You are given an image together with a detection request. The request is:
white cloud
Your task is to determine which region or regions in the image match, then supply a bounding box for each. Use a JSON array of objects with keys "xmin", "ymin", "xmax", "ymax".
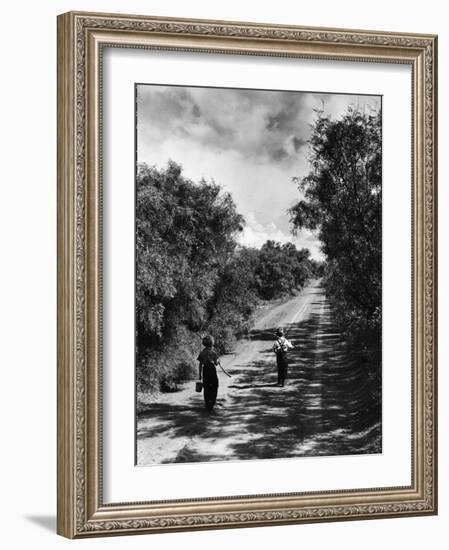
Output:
[
  {"xmin": 238, "ymin": 212, "xmax": 290, "ymax": 248},
  {"xmin": 137, "ymin": 85, "xmax": 378, "ymax": 264},
  {"xmin": 237, "ymin": 212, "xmax": 324, "ymax": 260}
]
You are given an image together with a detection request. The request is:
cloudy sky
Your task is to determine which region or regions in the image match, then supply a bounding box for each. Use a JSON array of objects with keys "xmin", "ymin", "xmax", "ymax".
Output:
[{"xmin": 136, "ymin": 84, "xmax": 380, "ymax": 260}]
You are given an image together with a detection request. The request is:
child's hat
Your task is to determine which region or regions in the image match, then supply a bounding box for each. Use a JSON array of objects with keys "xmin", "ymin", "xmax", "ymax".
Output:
[{"xmin": 202, "ymin": 335, "xmax": 214, "ymax": 348}]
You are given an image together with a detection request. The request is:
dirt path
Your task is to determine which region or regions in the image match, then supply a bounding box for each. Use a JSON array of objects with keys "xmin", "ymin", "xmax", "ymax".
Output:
[{"xmin": 137, "ymin": 280, "xmax": 381, "ymax": 465}]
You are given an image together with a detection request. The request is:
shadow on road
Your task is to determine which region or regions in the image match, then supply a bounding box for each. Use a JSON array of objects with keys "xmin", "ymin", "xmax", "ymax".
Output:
[{"xmin": 138, "ymin": 286, "xmax": 381, "ymax": 464}]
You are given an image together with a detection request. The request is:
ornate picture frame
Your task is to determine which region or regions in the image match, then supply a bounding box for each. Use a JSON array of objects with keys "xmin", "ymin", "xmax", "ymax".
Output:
[{"xmin": 57, "ymin": 11, "xmax": 437, "ymax": 538}]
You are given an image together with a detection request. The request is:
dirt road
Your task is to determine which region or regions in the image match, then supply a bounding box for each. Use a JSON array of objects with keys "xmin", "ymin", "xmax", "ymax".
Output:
[{"xmin": 137, "ymin": 280, "xmax": 381, "ymax": 465}]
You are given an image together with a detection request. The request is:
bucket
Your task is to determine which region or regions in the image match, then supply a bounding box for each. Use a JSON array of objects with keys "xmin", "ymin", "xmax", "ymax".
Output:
[{"xmin": 195, "ymin": 381, "xmax": 203, "ymax": 393}]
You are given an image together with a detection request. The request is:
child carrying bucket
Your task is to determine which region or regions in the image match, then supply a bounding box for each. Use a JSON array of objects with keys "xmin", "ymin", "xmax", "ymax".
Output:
[{"xmin": 197, "ymin": 335, "xmax": 220, "ymax": 411}]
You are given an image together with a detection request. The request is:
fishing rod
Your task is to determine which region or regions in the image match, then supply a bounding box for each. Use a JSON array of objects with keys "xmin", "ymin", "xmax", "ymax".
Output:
[{"xmin": 217, "ymin": 360, "xmax": 232, "ymax": 378}]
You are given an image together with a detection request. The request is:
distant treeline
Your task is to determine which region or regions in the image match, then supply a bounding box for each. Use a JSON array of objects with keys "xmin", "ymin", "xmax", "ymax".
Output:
[{"xmin": 136, "ymin": 161, "xmax": 319, "ymax": 393}]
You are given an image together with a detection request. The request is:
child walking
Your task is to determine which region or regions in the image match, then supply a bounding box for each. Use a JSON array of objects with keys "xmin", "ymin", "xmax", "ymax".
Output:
[
  {"xmin": 272, "ymin": 328, "xmax": 293, "ymax": 387},
  {"xmin": 197, "ymin": 335, "xmax": 220, "ymax": 411}
]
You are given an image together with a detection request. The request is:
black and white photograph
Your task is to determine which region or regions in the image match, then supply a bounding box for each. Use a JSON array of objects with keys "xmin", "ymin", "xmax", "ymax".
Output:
[{"xmin": 135, "ymin": 83, "xmax": 382, "ymax": 465}]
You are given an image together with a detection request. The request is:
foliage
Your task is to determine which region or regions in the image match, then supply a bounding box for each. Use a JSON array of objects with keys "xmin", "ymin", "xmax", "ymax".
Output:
[
  {"xmin": 206, "ymin": 247, "xmax": 260, "ymax": 353},
  {"xmin": 255, "ymin": 241, "xmax": 313, "ymax": 300},
  {"xmin": 289, "ymin": 107, "xmax": 382, "ymax": 354},
  {"xmin": 136, "ymin": 161, "xmax": 244, "ymax": 391},
  {"xmin": 136, "ymin": 326, "xmax": 202, "ymax": 394}
]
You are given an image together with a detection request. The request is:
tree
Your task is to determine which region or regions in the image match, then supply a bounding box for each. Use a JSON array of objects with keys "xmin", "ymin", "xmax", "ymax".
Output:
[
  {"xmin": 255, "ymin": 241, "xmax": 313, "ymax": 300},
  {"xmin": 136, "ymin": 161, "xmax": 244, "ymax": 391},
  {"xmin": 289, "ymin": 107, "xmax": 382, "ymax": 349},
  {"xmin": 206, "ymin": 247, "xmax": 260, "ymax": 353}
]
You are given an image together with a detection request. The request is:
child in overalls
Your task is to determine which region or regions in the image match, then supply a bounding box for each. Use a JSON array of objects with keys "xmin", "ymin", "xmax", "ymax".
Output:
[{"xmin": 272, "ymin": 328, "xmax": 293, "ymax": 387}]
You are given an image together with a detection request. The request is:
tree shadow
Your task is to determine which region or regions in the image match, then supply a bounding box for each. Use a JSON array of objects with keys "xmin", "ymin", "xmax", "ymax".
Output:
[{"xmin": 137, "ymin": 293, "xmax": 381, "ymax": 464}]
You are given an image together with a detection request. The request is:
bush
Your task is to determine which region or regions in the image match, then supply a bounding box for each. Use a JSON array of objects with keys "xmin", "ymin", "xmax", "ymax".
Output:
[{"xmin": 137, "ymin": 326, "xmax": 199, "ymax": 393}]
